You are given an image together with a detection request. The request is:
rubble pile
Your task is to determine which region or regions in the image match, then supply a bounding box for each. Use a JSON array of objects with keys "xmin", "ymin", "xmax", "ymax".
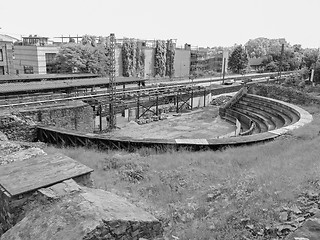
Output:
[{"xmin": 211, "ymin": 95, "xmax": 232, "ymax": 106}]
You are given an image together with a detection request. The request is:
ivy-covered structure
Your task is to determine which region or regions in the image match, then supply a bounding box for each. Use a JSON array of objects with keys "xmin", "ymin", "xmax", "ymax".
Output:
[
  {"xmin": 166, "ymin": 40, "xmax": 175, "ymax": 78},
  {"xmin": 121, "ymin": 39, "xmax": 145, "ymax": 78},
  {"xmin": 119, "ymin": 38, "xmax": 190, "ymax": 79}
]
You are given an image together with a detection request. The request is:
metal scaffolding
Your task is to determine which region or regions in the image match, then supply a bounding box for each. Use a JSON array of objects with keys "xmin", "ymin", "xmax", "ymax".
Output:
[{"xmin": 108, "ymin": 33, "xmax": 116, "ymax": 130}]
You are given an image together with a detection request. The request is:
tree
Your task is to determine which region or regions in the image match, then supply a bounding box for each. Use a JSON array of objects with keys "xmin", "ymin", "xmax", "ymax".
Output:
[
  {"xmin": 245, "ymin": 37, "xmax": 269, "ymax": 58},
  {"xmin": 81, "ymin": 35, "xmax": 97, "ymax": 47},
  {"xmin": 53, "ymin": 42, "xmax": 110, "ymax": 76},
  {"xmin": 265, "ymin": 61, "xmax": 278, "ymax": 72},
  {"xmin": 287, "ymin": 52, "xmax": 303, "ymax": 70},
  {"xmin": 228, "ymin": 45, "xmax": 248, "ymax": 74},
  {"xmin": 245, "ymin": 38, "xmax": 303, "ymax": 72},
  {"xmin": 302, "ymin": 49, "xmax": 319, "ymax": 69}
]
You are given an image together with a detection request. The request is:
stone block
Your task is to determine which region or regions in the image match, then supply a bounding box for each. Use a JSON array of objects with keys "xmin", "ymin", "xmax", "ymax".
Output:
[{"xmin": 1, "ymin": 185, "xmax": 163, "ymax": 240}]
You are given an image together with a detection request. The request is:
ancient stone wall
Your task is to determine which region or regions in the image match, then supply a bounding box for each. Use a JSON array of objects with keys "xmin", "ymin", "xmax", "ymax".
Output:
[
  {"xmin": 18, "ymin": 101, "xmax": 94, "ymax": 133},
  {"xmin": 0, "ymin": 191, "xmax": 36, "ymax": 232},
  {"xmin": 0, "ymin": 114, "xmax": 37, "ymax": 142},
  {"xmin": 0, "ymin": 101, "xmax": 94, "ymax": 142},
  {"xmin": 0, "ymin": 187, "xmax": 10, "ymax": 233}
]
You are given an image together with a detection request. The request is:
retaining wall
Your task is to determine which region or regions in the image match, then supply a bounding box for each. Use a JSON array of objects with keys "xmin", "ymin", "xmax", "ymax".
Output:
[
  {"xmin": 0, "ymin": 101, "xmax": 94, "ymax": 141},
  {"xmin": 37, "ymin": 93, "xmax": 313, "ymax": 151}
]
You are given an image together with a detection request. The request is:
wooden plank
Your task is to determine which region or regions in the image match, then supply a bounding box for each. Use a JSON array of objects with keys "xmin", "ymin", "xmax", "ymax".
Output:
[
  {"xmin": 0, "ymin": 153, "xmax": 93, "ymax": 197},
  {"xmin": 76, "ymin": 137, "xmax": 86, "ymax": 146}
]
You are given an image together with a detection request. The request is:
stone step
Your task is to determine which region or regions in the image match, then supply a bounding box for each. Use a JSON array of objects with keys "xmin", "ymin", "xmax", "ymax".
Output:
[
  {"xmin": 243, "ymin": 94, "xmax": 300, "ymax": 123},
  {"xmin": 231, "ymin": 106, "xmax": 275, "ymax": 131},
  {"xmin": 224, "ymin": 109, "xmax": 253, "ymax": 133},
  {"xmin": 234, "ymin": 102, "xmax": 280, "ymax": 129},
  {"xmin": 238, "ymin": 99, "xmax": 289, "ymax": 127},
  {"xmin": 230, "ymin": 108, "xmax": 267, "ymax": 133}
]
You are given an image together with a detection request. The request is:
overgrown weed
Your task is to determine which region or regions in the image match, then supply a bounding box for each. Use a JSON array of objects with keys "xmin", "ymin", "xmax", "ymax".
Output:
[{"xmin": 43, "ymin": 105, "xmax": 320, "ymax": 239}]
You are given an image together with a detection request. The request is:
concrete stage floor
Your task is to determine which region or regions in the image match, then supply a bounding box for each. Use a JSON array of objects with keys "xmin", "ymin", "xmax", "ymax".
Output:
[{"xmin": 103, "ymin": 106, "xmax": 235, "ymax": 139}]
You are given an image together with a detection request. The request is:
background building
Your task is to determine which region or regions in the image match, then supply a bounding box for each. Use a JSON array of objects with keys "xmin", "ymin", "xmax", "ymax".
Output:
[
  {"xmin": 13, "ymin": 35, "xmax": 59, "ymax": 74},
  {"xmin": 115, "ymin": 40, "xmax": 190, "ymax": 79},
  {"xmin": 3, "ymin": 34, "xmax": 192, "ymax": 77},
  {"xmin": 0, "ymin": 41, "xmax": 15, "ymax": 75},
  {"xmin": 13, "ymin": 45, "xmax": 59, "ymax": 74},
  {"xmin": 190, "ymin": 47, "xmax": 228, "ymax": 76}
]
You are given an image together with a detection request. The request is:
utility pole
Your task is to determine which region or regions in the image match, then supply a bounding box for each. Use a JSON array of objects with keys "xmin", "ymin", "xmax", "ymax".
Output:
[
  {"xmin": 278, "ymin": 43, "xmax": 284, "ymax": 79},
  {"xmin": 108, "ymin": 33, "xmax": 116, "ymax": 130},
  {"xmin": 222, "ymin": 57, "xmax": 226, "ymax": 84},
  {"xmin": 311, "ymin": 48, "xmax": 320, "ymax": 85}
]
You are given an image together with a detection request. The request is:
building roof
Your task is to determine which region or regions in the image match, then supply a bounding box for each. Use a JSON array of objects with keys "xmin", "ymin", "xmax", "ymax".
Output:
[
  {"xmin": 0, "ymin": 76, "xmax": 146, "ymax": 94},
  {"xmin": 0, "ymin": 34, "xmax": 19, "ymax": 43},
  {"xmin": 0, "ymin": 153, "xmax": 93, "ymax": 197},
  {"xmin": 22, "ymin": 36, "xmax": 48, "ymax": 39}
]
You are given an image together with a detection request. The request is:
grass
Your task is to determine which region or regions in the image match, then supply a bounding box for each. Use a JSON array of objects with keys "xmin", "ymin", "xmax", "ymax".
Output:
[{"xmin": 44, "ymin": 105, "xmax": 320, "ymax": 240}]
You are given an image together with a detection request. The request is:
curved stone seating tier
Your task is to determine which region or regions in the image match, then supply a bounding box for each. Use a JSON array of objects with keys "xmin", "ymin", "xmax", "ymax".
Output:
[
  {"xmin": 231, "ymin": 107, "xmax": 269, "ymax": 132},
  {"xmin": 241, "ymin": 95, "xmax": 300, "ymax": 124},
  {"xmin": 235, "ymin": 100, "xmax": 286, "ymax": 127},
  {"xmin": 239, "ymin": 100, "xmax": 292, "ymax": 128},
  {"xmin": 225, "ymin": 93, "xmax": 309, "ymax": 136},
  {"xmin": 232, "ymin": 103, "xmax": 278, "ymax": 131},
  {"xmin": 223, "ymin": 113, "xmax": 237, "ymax": 125},
  {"xmin": 36, "ymin": 94, "xmax": 313, "ymax": 150},
  {"xmin": 240, "ymin": 121, "xmax": 256, "ymax": 136},
  {"xmin": 225, "ymin": 108, "xmax": 265, "ymax": 134},
  {"xmin": 224, "ymin": 109, "xmax": 252, "ymax": 132}
]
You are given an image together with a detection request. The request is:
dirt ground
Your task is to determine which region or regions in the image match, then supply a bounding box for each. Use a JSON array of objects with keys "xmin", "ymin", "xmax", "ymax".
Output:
[{"xmin": 103, "ymin": 106, "xmax": 235, "ymax": 139}]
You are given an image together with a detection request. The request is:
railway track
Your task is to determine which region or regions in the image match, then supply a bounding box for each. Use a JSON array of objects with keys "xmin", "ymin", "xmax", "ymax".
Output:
[{"xmin": 0, "ymin": 72, "xmax": 293, "ymax": 110}]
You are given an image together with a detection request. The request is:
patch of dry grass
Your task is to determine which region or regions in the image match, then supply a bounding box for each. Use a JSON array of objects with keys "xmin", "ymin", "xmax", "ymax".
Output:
[{"xmin": 44, "ymin": 105, "xmax": 320, "ymax": 240}]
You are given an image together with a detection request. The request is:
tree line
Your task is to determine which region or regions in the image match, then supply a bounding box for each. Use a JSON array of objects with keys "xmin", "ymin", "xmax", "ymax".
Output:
[
  {"xmin": 228, "ymin": 38, "xmax": 319, "ymax": 82},
  {"xmin": 53, "ymin": 35, "xmax": 319, "ymax": 82},
  {"xmin": 52, "ymin": 35, "xmax": 111, "ymax": 76},
  {"xmin": 52, "ymin": 35, "xmax": 176, "ymax": 78}
]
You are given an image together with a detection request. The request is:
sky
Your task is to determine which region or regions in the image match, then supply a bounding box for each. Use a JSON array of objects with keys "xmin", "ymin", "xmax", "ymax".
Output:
[{"xmin": 1, "ymin": 0, "xmax": 319, "ymax": 48}]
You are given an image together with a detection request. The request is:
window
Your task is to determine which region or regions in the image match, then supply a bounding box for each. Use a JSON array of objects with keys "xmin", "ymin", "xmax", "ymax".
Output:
[
  {"xmin": 24, "ymin": 66, "xmax": 34, "ymax": 74},
  {"xmin": 45, "ymin": 53, "xmax": 57, "ymax": 73},
  {"xmin": 45, "ymin": 53, "xmax": 56, "ymax": 64},
  {"xmin": 0, "ymin": 66, "xmax": 4, "ymax": 75},
  {"xmin": 0, "ymin": 49, "xmax": 3, "ymax": 61}
]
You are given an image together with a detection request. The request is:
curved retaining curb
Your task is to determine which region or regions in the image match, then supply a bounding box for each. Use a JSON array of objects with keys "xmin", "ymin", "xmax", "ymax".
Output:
[{"xmin": 37, "ymin": 95, "xmax": 313, "ymax": 150}]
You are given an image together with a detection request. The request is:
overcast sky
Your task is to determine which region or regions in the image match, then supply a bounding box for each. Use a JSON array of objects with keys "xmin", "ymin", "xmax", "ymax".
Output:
[{"xmin": 1, "ymin": 0, "xmax": 319, "ymax": 48}]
